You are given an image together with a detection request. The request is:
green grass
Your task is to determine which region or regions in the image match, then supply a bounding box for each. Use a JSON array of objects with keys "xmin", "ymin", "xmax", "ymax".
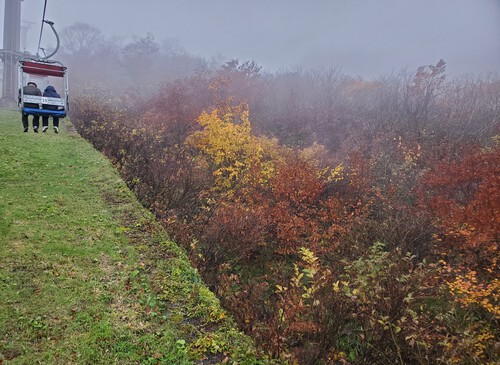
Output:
[{"xmin": 0, "ymin": 110, "xmax": 272, "ymax": 364}]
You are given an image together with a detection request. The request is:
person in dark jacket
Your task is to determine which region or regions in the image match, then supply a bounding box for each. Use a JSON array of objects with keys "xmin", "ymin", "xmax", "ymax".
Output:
[
  {"xmin": 41, "ymin": 85, "xmax": 62, "ymax": 133},
  {"xmin": 19, "ymin": 82, "xmax": 42, "ymax": 132}
]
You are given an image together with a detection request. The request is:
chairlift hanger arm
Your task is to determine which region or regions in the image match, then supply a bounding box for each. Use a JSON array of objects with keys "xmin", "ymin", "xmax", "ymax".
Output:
[{"xmin": 38, "ymin": 20, "xmax": 60, "ymax": 60}]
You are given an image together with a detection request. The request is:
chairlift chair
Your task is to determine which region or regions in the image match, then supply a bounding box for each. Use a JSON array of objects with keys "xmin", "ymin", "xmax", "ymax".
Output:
[{"xmin": 18, "ymin": 59, "xmax": 69, "ymax": 118}]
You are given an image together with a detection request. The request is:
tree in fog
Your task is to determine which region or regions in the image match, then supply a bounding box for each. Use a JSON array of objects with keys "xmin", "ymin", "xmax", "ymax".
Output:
[
  {"xmin": 403, "ymin": 59, "xmax": 446, "ymax": 137},
  {"xmin": 121, "ymin": 32, "xmax": 160, "ymax": 87},
  {"xmin": 157, "ymin": 38, "xmax": 208, "ymax": 83},
  {"xmin": 60, "ymin": 22, "xmax": 104, "ymax": 57},
  {"xmin": 59, "ymin": 22, "xmax": 119, "ymax": 88}
]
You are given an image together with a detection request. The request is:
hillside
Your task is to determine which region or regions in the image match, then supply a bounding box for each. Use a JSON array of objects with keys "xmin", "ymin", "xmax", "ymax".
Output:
[
  {"xmin": 69, "ymin": 68, "xmax": 499, "ymax": 364},
  {"xmin": 0, "ymin": 110, "xmax": 271, "ymax": 365}
]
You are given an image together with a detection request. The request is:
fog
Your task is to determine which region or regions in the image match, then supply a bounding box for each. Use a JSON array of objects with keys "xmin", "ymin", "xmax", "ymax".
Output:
[{"xmin": 2, "ymin": 0, "xmax": 500, "ymax": 78}]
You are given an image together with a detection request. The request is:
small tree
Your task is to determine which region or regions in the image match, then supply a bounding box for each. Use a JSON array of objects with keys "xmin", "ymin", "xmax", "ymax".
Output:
[{"xmin": 403, "ymin": 59, "xmax": 446, "ymax": 137}]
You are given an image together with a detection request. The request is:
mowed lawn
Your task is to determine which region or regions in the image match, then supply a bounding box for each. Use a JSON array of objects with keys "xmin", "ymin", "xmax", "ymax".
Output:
[{"xmin": 0, "ymin": 110, "xmax": 267, "ymax": 365}]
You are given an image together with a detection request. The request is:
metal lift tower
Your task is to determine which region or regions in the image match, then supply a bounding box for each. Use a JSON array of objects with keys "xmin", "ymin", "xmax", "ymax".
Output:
[{"xmin": 1, "ymin": 0, "xmax": 22, "ymax": 107}]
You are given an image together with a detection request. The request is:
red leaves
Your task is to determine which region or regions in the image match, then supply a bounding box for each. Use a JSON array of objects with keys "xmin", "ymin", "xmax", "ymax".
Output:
[
  {"xmin": 201, "ymin": 200, "xmax": 267, "ymax": 263},
  {"xmin": 419, "ymin": 145, "xmax": 500, "ymax": 274},
  {"xmin": 264, "ymin": 159, "xmax": 340, "ymax": 255}
]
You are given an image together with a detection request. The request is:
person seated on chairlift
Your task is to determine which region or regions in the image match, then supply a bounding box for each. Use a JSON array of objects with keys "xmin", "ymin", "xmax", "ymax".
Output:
[
  {"xmin": 19, "ymin": 81, "xmax": 42, "ymax": 133},
  {"xmin": 42, "ymin": 85, "xmax": 62, "ymax": 134}
]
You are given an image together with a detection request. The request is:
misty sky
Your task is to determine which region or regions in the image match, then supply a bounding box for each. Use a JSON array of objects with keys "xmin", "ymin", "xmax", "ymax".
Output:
[{"xmin": 2, "ymin": 0, "xmax": 500, "ymax": 78}]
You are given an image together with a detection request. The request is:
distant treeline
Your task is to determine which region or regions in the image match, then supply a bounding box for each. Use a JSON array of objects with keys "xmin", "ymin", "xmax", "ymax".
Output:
[{"xmin": 58, "ymin": 22, "xmax": 211, "ymax": 94}]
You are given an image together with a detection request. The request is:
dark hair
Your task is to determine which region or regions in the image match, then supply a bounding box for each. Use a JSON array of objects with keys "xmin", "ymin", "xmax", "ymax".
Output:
[{"xmin": 27, "ymin": 82, "xmax": 37, "ymax": 87}]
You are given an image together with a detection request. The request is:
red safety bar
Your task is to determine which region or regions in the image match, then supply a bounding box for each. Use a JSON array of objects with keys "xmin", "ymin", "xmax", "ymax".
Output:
[{"xmin": 21, "ymin": 61, "xmax": 66, "ymax": 77}]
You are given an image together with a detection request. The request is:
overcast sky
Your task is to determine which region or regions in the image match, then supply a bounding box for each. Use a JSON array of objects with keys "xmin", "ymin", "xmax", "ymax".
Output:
[{"xmin": 2, "ymin": 0, "xmax": 500, "ymax": 78}]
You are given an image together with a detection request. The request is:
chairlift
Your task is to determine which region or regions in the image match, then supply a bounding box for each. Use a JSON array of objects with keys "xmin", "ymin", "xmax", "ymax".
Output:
[
  {"xmin": 18, "ymin": 59, "xmax": 69, "ymax": 118},
  {"xmin": 17, "ymin": 2, "xmax": 69, "ymax": 119}
]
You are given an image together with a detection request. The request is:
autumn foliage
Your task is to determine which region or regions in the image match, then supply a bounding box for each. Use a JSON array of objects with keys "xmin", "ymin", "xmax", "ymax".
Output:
[{"xmin": 70, "ymin": 60, "xmax": 500, "ymax": 364}]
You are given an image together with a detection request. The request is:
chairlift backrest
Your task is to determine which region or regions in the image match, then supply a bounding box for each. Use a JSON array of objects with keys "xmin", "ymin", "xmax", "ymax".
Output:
[{"xmin": 22, "ymin": 61, "xmax": 66, "ymax": 77}]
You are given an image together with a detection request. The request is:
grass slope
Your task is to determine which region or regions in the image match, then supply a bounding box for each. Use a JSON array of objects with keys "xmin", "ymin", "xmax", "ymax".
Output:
[{"xmin": 0, "ymin": 110, "xmax": 271, "ymax": 365}]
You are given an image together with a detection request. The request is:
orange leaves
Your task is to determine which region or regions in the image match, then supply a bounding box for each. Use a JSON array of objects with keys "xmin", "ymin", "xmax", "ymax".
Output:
[
  {"xmin": 270, "ymin": 159, "xmax": 323, "ymax": 207},
  {"xmin": 419, "ymin": 145, "xmax": 500, "ymax": 273},
  {"xmin": 265, "ymin": 158, "xmax": 341, "ymax": 255}
]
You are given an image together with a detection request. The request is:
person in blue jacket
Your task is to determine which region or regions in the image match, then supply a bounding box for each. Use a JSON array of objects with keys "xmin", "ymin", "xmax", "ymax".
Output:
[{"xmin": 41, "ymin": 85, "xmax": 62, "ymax": 133}]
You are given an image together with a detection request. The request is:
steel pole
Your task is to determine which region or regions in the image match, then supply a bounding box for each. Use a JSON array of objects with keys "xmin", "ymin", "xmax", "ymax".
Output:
[{"xmin": 1, "ymin": 0, "xmax": 22, "ymax": 107}]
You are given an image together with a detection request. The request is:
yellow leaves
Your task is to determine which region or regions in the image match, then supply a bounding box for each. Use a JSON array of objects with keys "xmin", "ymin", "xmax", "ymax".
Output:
[
  {"xmin": 300, "ymin": 142, "xmax": 345, "ymax": 182},
  {"xmin": 377, "ymin": 316, "xmax": 391, "ymax": 331},
  {"xmin": 332, "ymin": 280, "xmax": 340, "ymax": 292},
  {"xmin": 192, "ymin": 108, "xmax": 254, "ymax": 162},
  {"xmin": 329, "ymin": 162, "xmax": 345, "ymax": 182},
  {"xmin": 291, "ymin": 264, "xmax": 304, "ymax": 288},
  {"xmin": 277, "ymin": 247, "xmax": 326, "ymax": 305},
  {"xmin": 255, "ymin": 136, "xmax": 282, "ymax": 184},
  {"xmin": 299, "ymin": 142, "xmax": 329, "ymax": 167},
  {"xmin": 187, "ymin": 105, "xmax": 274, "ymax": 194},
  {"xmin": 318, "ymin": 163, "xmax": 346, "ymax": 183},
  {"xmin": 275, "ymin": 284, "xmax": 288, "ymax": 293},
  {"xmin": 473, "ymin": 331, "xmax": 495, "ymax": 357},
  {"xmin": 298, "ymin": 247, "xmax": 318, "ymax": 268},
  {"xmin": 397, "ymin": 138, "xmax": 421, "ymax": 167},
  {"xmin": 446, "ymin": 270, "xmax": 500, "ymax": 318}
]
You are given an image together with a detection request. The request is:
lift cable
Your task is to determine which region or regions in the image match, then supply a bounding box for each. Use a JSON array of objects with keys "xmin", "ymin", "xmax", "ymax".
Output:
[{"xmin": 36, "ymin": 0, "xmax": 49, "ymax": 56}]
